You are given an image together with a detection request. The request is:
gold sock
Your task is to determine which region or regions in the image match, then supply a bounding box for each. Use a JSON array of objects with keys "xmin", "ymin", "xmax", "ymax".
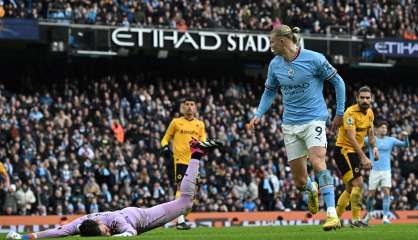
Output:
[
  {"xmin": 350, "ymin": 187, "xmax": 363, "ymax": 221},
  {"xmin": 336, "ymin": 190, "xmax": 350, "ymax": 218}
]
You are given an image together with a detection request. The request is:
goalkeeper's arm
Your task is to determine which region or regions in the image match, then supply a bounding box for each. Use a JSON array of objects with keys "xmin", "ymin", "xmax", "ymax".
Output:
[{"xmin": 161, "ymin": 144, "xmax": 173, "ymax": 160}]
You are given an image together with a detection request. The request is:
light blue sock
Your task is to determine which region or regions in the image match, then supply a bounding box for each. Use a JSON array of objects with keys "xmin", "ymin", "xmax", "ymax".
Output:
[
  {"xmin": 317, "ymin": 170, "xmax": 335, "ymax": 208},
  {"xmin": 366, "ymin": 196, "xmax": 374, "ymax": 212},
  {"xmin": 383, "ymin": 195, "xmax": 391, "ymax": 217}
]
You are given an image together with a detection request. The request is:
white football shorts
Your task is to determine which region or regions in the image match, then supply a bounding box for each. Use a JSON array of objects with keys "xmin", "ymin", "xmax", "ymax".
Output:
[
  {"xmin": 368, "ymin": 170, "xmax": 391, "ymax": 190},
  {"xmin": 282, "ymin": 120, "xmax": 327, "ymax": 161}
]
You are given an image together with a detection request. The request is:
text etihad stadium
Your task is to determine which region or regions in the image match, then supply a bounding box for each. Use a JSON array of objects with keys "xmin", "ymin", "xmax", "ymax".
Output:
[{"xmin": 111, "ymin": 28, "xmax": 271, "ymax": 52}]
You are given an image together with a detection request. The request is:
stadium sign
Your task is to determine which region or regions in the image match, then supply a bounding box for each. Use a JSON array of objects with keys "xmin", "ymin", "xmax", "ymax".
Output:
[
  {"xmin": 0, "ymin": 19, "xmax": 39, "ymax": 41},
  {"xmin": 111, "ymin": 28, "xmax": 270, "ymax": 53},
  {"xmin": 371, "ymin": 39, "xmax": 418, "ymax": 58}
]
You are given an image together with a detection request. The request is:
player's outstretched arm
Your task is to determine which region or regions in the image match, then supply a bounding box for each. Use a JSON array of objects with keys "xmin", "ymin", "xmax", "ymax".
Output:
[
  {"xmin": 161, "ymin": 119, "xmax": 175, "ymax": 148},
  {"xmin": 7, "ymin": 218, "xmax": 84, "ymax": 239},
  {"xmin": 161, "ymin": 120, "xmax": 176, "ymax": 160},
  {"xmin": 249, "ymin": 62, "xmax": 278, "ymax": 130},
  {"xmin": 393, "ymin": 131, "xmax": 410, "ymax": 148},
  {"xmin": 329, "ymin": 74, "xmax": 346, "ymax": 131},
  {"xmin": 249, "ymin": 86, "xmax": 277, "ymax": 130}
]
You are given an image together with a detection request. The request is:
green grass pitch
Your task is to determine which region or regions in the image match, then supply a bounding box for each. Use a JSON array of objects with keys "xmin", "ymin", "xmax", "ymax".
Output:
[{"xmin": 2, "ymin": 224, "xmax": 418, "ymax": 240}]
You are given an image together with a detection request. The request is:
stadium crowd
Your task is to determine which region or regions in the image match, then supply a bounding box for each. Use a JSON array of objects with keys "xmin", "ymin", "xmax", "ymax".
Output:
[
  {"xmin": 0, "ymin": 73, "xmax": 416, "ymax": 216},
  {"xmin": 0, "ymin": 0, "xmax": 416, "ymax": 39}
]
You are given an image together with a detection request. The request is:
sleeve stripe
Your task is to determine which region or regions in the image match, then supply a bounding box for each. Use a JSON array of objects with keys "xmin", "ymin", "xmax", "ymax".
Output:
[{"xmin": 324, "ymin": 70, "xmax": 337, "ymax": 81}]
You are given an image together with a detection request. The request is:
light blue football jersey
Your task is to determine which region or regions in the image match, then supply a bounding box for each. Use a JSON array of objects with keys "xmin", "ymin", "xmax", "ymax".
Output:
[
  {"xmin": 265, "ymin": 48, "xmax": 337, "ymax": 124},
  {"xmin": 365, "ymin": 136, "xmax": 408, "ymax": 171}
]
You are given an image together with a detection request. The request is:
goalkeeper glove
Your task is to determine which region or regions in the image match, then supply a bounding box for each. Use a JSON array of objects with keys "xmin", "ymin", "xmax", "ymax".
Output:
[{"xmin": 161, "ymin": 145, "xmax": 172, "ymax": 159}]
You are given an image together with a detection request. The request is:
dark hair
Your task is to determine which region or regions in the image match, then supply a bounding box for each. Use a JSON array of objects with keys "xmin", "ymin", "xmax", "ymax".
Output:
[
  {"xmin": 79, "ymin": 219, "xmax": 101, "ymax": 236},
  {"xmin": 376, "ymin": 120, "xmax": 389, "ymax": 128},
  {"xmin": 358, "ymin": 85, "xmax": 372, "ymax": 94},
  {"xmin": 182, "ymin": 97, "xmax": 197, "ymax": 103}
]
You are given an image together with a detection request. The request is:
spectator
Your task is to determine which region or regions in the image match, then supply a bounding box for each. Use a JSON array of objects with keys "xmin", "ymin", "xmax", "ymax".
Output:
[
  {"xmin": 15, "ymin": 183, "xmax": 36, "ymax": 214},
  {"xmin": 152, "ymin": 182, "xmax": 165, "ymax": 200},
  {"xmin": 403, "ymin": 27, "xmax": 417, "ymax": 40},
  {"xmin": 1, "ymin": 0, "xmax": 416, "ymax": 38},
  {"xmin": 243, "ymin": 196, "xmax": 257, "ymax": 212},
  {"xmin": 77, "ymin": 142, "xmax": 94, "ymax": 160},
  {"xmin": 111, "ymin": 119, "xmax": 125, "ymax": 144},
  {"xmin": 232, "ymin": 178, "xmax": 248, "ymax": 201},
  {"xmin": 83, "ymin": 176, "xmax": 101, "ymax": 197},
  {"xmin": 3, "ymin": 184, "xmax": 18, "ymax": 215},
  {"xmin": 259, "ymin": 168, "xmax": 276, "ymax": 211}
]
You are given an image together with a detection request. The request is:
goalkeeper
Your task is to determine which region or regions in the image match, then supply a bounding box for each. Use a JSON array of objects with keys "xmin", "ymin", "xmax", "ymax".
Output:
[{"xmin": 7, "ymin": 139, "xmax": 221, "ymax": 239}]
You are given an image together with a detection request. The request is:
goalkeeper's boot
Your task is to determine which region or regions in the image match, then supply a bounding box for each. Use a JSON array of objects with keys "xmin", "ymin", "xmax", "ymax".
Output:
[
  {"xmin": 307, "ymin": 182, "xmax": 319, "ymax": 214},
  {"xmin": 190, "ymin": 138, "xmax": 223, "ymax": 155},
  {"xmin": 176, "ymin": 222, "xmax": 192, "ymax": 230},
  {"xmin": 323, "ymin": 215, "xmax": 341, "ymax": 231}
]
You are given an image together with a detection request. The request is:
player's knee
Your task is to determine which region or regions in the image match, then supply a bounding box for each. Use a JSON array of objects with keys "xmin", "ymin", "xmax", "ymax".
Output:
[
  {"xmin": 345, "ymin": 183, "xmax": 352, "ymax": 193},
  {"xmin": 308, "ymin": 152, "xmax": 327, "ymax": 172},
  {"xmin": 183, "ymin": 201, "xmax": 193, "ymax": 213},
  {"xmin": 186, "ymin": 201, "xmax": 193, "ymax": 211},
  {"xmin": 179, "ymin": 196, "xmax": 193, "ymax": 212},
  {"xmin": 310, "ymin": 152, "xmax": 326, "ymax": 161},
  {"xmin": 351, "ymin": 177, "xmax": 363, "ymax": 188}
]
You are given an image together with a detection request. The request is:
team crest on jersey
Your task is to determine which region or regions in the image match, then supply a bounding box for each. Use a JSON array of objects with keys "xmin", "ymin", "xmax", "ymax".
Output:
[
  {"xmin": 347, "ymin": 116, "xmax": 353, "ymax": 126},
  {"xmin": 288, "ymin": 67, "xmax": 295, "ymax": 79}
]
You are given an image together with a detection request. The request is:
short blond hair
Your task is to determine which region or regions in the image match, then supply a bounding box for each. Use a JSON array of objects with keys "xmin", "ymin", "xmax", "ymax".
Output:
[{"xmin": 271, "ymin": 25, "xmax": 301, "ymax": 44}]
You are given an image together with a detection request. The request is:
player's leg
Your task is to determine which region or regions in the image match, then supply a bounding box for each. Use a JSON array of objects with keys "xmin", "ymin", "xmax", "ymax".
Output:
[
  {"xmin": 336, "ymin": 187, "xmax": 351, "ymax": 218},
  {"xmin": 303, "ymin": 121, "xmax": 340, "ymax": 230},
  {"xmin": 288, "ymin": 156, "xmax": 315, "ymax": 198},
  {"xmin": 364, "ymin": 170, "xmax": 378, "ymax": 224},
  {"xmin": 382, "ymin": 187, "xmax": 391, "ymax": 224},
  {"xmin": 350, "ymin": 175, "xmax": 366, "ymax": 227},
  {"xmin": 338, "ymin": 151, "xmax": 366, "ymax": 227},
  {"xmin": 309, "ymin": 146, "xmax": 341, "ymax": 230},
  {"xmin": 381, "ymin": 171, "xmax": 392, "ymax": 224},
  {"xmin": 174, "ymin": 163, "xmax": 190, "ymax": 229},
  {"xmin": 308, "ymin": 146, "xmax": 335, "ymax": 214},
  {"xmin": 364, "ymin": 190, "xmax": 376, "ymax": 223},
  {"xmin": 334, "ymin": 147, "xmax": 354, "ymax": 218},
  {"xmin": 141, "ymin": 139, "xmax": 222, "ymax": 231},
  {"xmin": 283, "ymin": 124, "xmax": 319, "ymax": 213}
]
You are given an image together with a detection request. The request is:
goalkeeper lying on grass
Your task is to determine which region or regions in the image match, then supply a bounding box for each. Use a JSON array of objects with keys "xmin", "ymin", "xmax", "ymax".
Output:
[{"xmin": 7, "ymin": 139, "xmax": 222, "ymax": 239}]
